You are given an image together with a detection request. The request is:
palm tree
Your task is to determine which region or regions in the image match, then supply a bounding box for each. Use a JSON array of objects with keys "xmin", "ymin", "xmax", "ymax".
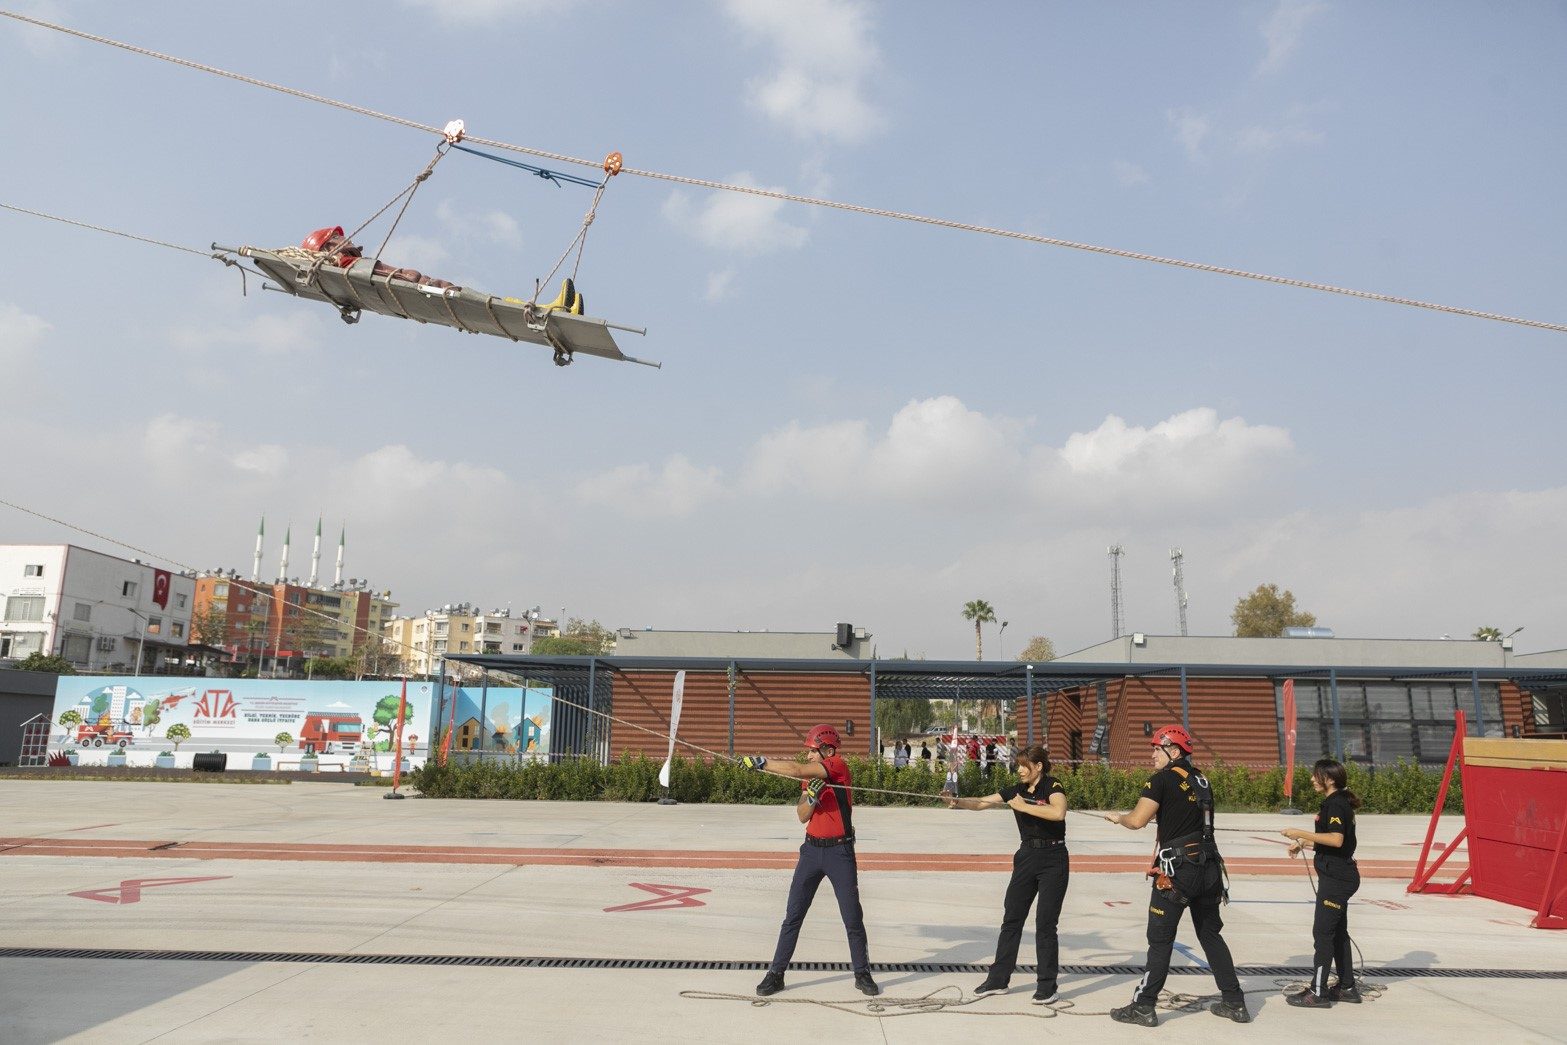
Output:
[
  {"xmin": 1472, "ymin": 626, "xmax": 1502, "ymax": 641},
  {"xmin": 962, "ymin": 600, "xmax": 996, "ymax": 660}
]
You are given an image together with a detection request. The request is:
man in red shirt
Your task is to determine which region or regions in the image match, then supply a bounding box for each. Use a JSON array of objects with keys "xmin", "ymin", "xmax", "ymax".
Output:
[{"xmin": 742, "ymin": 724, "xmax": 878, "ymax": 998}]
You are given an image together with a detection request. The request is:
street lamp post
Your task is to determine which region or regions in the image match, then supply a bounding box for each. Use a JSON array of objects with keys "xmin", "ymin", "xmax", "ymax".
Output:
[{"xmin": 999, "ymin": 620, "xmax": 1009, "ymax": 661}]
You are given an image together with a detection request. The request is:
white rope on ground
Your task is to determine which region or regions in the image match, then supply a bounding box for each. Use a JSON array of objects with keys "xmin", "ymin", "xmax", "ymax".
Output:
[{"xmin": 3, "ymin": 8, "xmax": 1563, "ymax": 336}]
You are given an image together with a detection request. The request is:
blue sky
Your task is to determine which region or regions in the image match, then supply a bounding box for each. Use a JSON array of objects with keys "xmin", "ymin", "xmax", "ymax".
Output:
[{"xmin": 3, "ymin": 0, "xmax": 1564, "ymax": 658}]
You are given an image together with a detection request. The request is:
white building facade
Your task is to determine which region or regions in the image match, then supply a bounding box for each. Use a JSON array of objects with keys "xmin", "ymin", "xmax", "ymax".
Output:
[{"xmin": 0, "ymin": 544, "xmax": 195, "ymax": 672}]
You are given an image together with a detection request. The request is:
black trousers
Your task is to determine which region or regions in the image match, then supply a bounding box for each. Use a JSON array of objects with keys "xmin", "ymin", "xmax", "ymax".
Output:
[
  {"xmin": 989, "ymin": 845, "xmax": 1070, "ymax": 990},
  {"xmin": 1312, "ymin": 856, "xmax": 1360, "ymax": 994},
  {"xmin": 769, "ymin": 842, "xmax": 870, "ymax": 974},
  {"xmin": 1134, "ymin": 858, "xmax": 1242, "ymax": 1006}
]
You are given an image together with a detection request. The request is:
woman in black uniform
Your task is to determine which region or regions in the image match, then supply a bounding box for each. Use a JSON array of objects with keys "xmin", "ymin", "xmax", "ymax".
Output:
[
  {"xmin": 1281, "ymin": 757, "xmax": 1363, "ymax": 1007},
  {"xmin": 944, "ymin": 744, "xmax": 1069, "ymax": 1004}
]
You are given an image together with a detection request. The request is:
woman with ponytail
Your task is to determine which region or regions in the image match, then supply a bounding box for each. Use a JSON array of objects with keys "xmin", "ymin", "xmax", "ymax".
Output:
[
  {"xmin": 1281, "ymin": 758, "xmax": 1363, "ymax": 1007},
  {"xmin": 944, "ymin": 744, "xmax": 1069, "ymax": 1005}
]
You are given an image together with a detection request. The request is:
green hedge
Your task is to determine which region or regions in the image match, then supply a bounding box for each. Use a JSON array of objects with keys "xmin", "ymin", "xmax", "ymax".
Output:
[{"xmin": 409, "ymin": 755, "xmax": 1462, "ymax": 814}]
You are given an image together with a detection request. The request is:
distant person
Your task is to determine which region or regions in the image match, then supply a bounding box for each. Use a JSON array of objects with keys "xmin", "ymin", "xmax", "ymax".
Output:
[
  {"xmin": 893, "ymin": 742, "xmax": 909, "ymax": 769},
  {"xmin": 945, "ymin": 744, "xmax": 1069, "ymax": 1004},
  {"xmin": 1103, "ymin": 725, "xmax": 1250, "ymax": 1026},
  {"xmin": 741, "ymin": 725, "xmax": 879, "ymax": 999},
  {"xmin": 936, "ymin": 738, "xmax": 949, "ymax": 764},
  {"xmin": 1281, "ymin": 759, "xmax": 1363, "ymax": 1008},
  {"xmin": 984, "ymin": 739, "xmax": 998, "ymax": 778},
  {"xmin": 920, "ymin": 741, "xmax": 932, "ymax": 769}
]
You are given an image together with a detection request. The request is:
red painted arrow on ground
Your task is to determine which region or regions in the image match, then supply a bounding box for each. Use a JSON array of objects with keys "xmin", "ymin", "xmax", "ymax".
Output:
[
  {"xmin": 69, "ymin": 876, "xmax": 231, "ymax": 905},
  {"xmin": 1103, "ymin": 900, "xmax": 1130, "ymax": 908},
  {"xmin": 603, "ymin": 882, "xmax": 710, "ymax": 912}
]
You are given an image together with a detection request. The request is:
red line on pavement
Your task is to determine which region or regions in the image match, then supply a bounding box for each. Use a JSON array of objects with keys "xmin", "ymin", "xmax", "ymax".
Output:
[{"xmin": 0, "ymin": 836, "xmax": 1443, "ymax": 878}]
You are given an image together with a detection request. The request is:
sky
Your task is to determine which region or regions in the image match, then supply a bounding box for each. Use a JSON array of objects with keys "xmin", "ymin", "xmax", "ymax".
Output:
[{"xmin": 2, "ymin": 1, "xmax": 1565, "ymax": 660}]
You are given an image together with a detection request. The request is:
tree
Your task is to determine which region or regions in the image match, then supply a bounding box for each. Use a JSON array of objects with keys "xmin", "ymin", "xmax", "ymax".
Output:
[
  {"xmin": 1473, "ymin": 626, "xmax": 1502, "ymax": 641},
  {"xmin": 531, "ymin": 636, "xmax": 603, "ymax": 655},
  {"xmin": 875, "ymin": 698, "xmax": 935, "ymax": 742},
  {"xmin": 564, "ymin": 618, "xmax": 616, "ymax": 654},
  {"xmin": 141, "ymin": 700, "xmax": 162, "ymax": 736},
  {"xmin": 1231, "ymin": 584, "xmax": 1317, "ymax": 638},
  {"xmin": 20, "ymin": 652, "xmax": 75, "ymax": 675},
  {"xmin": 372, "ymin": 694, "xmax": 415, "ymax": 749},
  {"xmin": 302, "ymin": 655, "xmax": 355, "ymax": 680},
  {"xmin": 58, "ymin": 709, "xmax": 83, "ymax": 738},
  {"xmin": 274, "ymin": 731, "xmax": 293, "ymax": 753},
  {"xmin": 961, "ymin": 600, "xmax": 997, "ymax": 660},
  {"xmin": 188, "ymin": 604, "xmax": 231, "ymax": 649},
  {"xmin": 1018, "ymin": 636, "xmax": 1057, "ymax": 663},
  {"xmin": 165, "ymin": 723, "xmax": 191, "ymax": 751}
]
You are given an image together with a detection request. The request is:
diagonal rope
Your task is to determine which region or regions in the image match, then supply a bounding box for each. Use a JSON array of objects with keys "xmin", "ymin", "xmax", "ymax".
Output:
[
  {"xmin": 0, "ymin": 201, "xmax": 216, "ymax": 258},
  {"xmin": 3, "ymin": 8, "xmax": 1563, "ymax": 335}
]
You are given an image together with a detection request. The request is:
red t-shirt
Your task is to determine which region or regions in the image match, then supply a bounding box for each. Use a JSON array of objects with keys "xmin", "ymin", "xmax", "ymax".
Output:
[{"xmin": 804, "ymin": 754, "xmax": 853, "ymax": 839}]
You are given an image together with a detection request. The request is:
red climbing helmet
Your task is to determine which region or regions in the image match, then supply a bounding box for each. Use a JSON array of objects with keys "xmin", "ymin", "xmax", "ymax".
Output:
[
  {"xmin": 804, "ymin": 724, "xmax": 841, "ymax": 751},
  {"xmin": 301, "ymin": 226, "xmax": 346, "ymax": 252},
  {"xmin": 1150, "ymin": 724, "xmax": 1193, "ymax": 753}
]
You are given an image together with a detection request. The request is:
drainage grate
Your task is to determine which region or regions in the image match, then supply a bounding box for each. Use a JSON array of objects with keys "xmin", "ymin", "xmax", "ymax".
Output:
[{"xmin": 0, "ymin": 948, "xmax": 1561, "ymax": 979}]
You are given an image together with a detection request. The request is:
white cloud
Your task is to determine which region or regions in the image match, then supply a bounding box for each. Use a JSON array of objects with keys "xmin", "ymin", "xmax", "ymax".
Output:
[
  {"xmin": 736, "ymin": 399, "xmax": 1287, "ymax": 511},
  {"xmin": 1112, "ymin": 160, "xmax": 1151, "ymax": 187},
  {"xmin": 1258, "ymin": 0, "xmax": 1328, "ymax": 76},
  {"xmin": 723, "ymin": 0, "xmax": 885, "ymax": 142},
  {"xmin": 705, "ymin": 268, "xmax": 737, "ymax": 302},
  {"xmin": 574, "ymin": 455, "xmax": 724, "ymax": 517},
  {"xmin": 1234, "ymin": 123, "xmax": 1325, "ymax": 154},
  {"xmin": 142, "ymin": 415, "xmax": 219, "ymax": 461},
  {"xmin": 433, "ymin": 199, "xmax": 523, "ymax": 248},
  {"xmin": 1167, "ymin": 107, "xmax": 1212, "ymax": 162},
  {"xmin": 380, "ymin": 234, "xmax": 452, "ymax": 274},
  {"xmin": 169, "ymin": 311, "xmax": 325, "ymax": 356},
  {"xmin": 407, "ymin": 0, "xmax": 581, "ymax": 26},
  {"xmin": 0, "ymin": 302, "xmax": 51, "ymax": 365},
  {"xmin": 663, "ymin": 174, "xmax": 809, "ymax": 255},
  {"xmin": 232, "ymin": 445, "xmax": 289, "ymax": 477}
]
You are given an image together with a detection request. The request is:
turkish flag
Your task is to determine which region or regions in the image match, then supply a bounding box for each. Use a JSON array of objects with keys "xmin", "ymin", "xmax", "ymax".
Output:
[
  {"xmin": 152, "ymin": 569, "xmax": 171, "ymax": 608},
  {"xmin": 1282, "ymin": 679, "xmax": 1298, "ymax": 800}
]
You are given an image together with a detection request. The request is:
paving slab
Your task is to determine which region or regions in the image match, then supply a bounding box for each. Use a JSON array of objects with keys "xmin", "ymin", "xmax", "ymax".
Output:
[{"xmin": 0, "ymin": 781, "xmax": 1558, "ymax": 1044}]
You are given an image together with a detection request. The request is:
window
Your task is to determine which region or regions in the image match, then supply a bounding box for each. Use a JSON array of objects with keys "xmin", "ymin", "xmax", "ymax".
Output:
[
  {"xmin": 172, "ymin": 621, "xmax": 185, "ymax": 638},
  {"xmin": 512, "ymin": 643, "xmax": 525, "ymax": 652},
  {"xmin": 4, "ymin": 596, "xmax": 45, "ymax": 622},
  {"xmin": 74, "ymin": 602, "xmax": 93, "ymax": 622},
  {"xmin": 177, "ymin": 593, "xmax": 188, "ymax": 609},
  {"xmin": 23, "ymin": 564, "xmax": 44, "ymax": 577},
  {"xmin": 122, "ymin": 581, "xmax": 138, "ymax": 598},
  {"xmin": 62, "ymin": 634, "xmax": 91, "ymax": 664},
  {"xmin": 461, "ymin": 623, "xmax": 470, "ymax": 632},
  {"xmin": 147, "ymin": 615, "xmax": 163, "ymax": 635},
  {"xmin": 214, "ymin": 582, "xmax": 229, "ymax": 597}
]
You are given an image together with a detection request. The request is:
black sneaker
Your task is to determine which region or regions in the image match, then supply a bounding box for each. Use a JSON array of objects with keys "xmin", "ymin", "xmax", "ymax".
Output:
[
  {"xmin": 1286, "ymin": 989, "xmax": 1331, "ymax": 1008},
  {"xmin": 755, "ymin": 972, "xmax": 785, "ymax": 997},
  {"xmin": 1110, "ymin": 1002, "xmax": 1158, "ymax": 1026},
  {"xmin": 974, "ymin": 977, "xmax": 1009, "ymax": 996},
  {"xmin": 1328, "ymin": 983, "xmax": 1363, "ymax": 1004},
  {"xmin": 854, "ymin": 971, "xmax": 881, "ymax": 997},
  {"xmin": 1212, "ymin": 999, "xmax": 1253, "ymax": 1022},
  {"xmin": 1032, "ymin": 987, "xmax": 1059, "ymax": 1005}
]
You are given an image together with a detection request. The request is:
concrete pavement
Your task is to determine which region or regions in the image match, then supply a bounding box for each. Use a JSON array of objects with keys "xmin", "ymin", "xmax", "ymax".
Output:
[{"xmin": 0, "ymin": 781, "xmax": 1560, "ymax": 1043}]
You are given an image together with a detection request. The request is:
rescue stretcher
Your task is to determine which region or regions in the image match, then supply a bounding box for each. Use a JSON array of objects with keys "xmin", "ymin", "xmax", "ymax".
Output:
[{"xmin": 219, "ymin": 243, "xmax": 659, "ymax": 369}]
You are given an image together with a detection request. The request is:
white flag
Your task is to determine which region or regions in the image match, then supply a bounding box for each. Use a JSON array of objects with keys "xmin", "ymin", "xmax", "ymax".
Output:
[{"xmin": 658, "ymin": 670, "xmax": 686, "ymax": 788}]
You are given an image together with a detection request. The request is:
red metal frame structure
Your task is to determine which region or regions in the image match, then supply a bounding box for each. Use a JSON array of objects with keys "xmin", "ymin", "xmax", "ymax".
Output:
[
  {"xmin": 1409, "ymin": 709, "xmax": 1567, "ymax": 929},
  {"xmin": 1409, "ymin": 709, "xmax": 1472, "ymax": 896}
]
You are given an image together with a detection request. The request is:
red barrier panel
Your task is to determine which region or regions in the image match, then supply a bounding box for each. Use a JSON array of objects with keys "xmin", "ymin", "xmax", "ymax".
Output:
[{"xmin": 1410, "ymin": 713, "xmax": 1567, "ymax": 929}]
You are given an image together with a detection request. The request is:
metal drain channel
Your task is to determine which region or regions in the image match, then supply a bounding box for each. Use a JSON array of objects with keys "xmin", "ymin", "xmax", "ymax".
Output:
[{"xmin": 0, "ymin": 948, "xmax": 1561, "ymax": 979}]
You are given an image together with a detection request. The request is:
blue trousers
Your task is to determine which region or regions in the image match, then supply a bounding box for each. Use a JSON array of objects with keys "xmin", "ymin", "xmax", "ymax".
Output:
[{"xmin": 769, "ymin": 842, "xmax": 870, "ymax": 974}]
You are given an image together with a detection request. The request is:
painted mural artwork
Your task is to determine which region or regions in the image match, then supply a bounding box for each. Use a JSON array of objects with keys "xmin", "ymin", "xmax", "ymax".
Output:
[{"xmin": 48, "ymin": 677, "xmax": 551, "ymax": 769}]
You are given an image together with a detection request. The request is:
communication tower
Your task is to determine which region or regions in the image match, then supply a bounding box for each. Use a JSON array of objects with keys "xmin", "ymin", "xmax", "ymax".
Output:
[
  {"xmin": 1109, "ymin": 544, "xmax": 1125, "ymax": 639},
  {"xmin": 1171, "ymin": 547, "xmax": 1189, "ymax": 636}
]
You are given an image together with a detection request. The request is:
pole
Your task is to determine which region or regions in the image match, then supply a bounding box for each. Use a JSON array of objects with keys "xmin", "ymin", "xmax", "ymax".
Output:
[
  {"xmin": 1470, "ymin": 670, "xmax": 1486, "ymax": 736},
  {"xmin": 1025, "ymin": 665, "xmax": 1035, "ymax": 747},
  {"xmin": 1329, "ymin": 669, "xmax": 1344, "ymax": 762},
  {"xmin": 385, "ymin": 678, "xmax": 408, "ymax": 800},
  {"xmin": 1179, "ymin": 666, "xmax": 1189, "ymax": 732},
  {"xmin": 868, "ymin": 661, "xmax": 878, "ymax": 758}
]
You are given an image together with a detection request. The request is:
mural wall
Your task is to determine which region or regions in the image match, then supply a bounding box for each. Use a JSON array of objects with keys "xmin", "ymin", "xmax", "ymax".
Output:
[{"xmin": 49, "ymin": 677, "xmax": 550, "ymax": 769}]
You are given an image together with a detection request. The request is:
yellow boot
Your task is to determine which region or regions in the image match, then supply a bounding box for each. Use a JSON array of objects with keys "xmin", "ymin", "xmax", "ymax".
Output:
[{"xmin": 540, "ymin": 277, "xmax": 585, "ymax": 315}]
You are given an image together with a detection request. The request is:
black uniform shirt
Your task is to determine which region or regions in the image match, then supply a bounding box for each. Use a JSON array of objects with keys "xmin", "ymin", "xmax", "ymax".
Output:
[
  {"xmin": 1314, "ymin": 790, "xmax": 1358, "ymax": 863},
  {"xmin": 998, "ymin": 774, "xmax": 1067, "ymax": 843},
  {"xmin": 1139, "ymin": 760, "xmax": 1208, "ymax": 846}
]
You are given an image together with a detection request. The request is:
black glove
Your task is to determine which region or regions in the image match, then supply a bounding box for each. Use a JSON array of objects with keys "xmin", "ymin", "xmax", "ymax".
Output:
[
  {"xmin": 803, "ymin": 778, "xmax": 827, "ymax": 805},
  {"xmin": 739, "ymin": 755, "xmax": 768, "ymax": 771}
]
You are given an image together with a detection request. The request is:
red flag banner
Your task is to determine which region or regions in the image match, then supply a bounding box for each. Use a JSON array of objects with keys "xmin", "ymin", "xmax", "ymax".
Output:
[
  {"xmin": 1282, "ymin": 679, "xmax": 1298, "ymax": 800},
  {"xmin": 152, "ymin": 569, "xmax": 171, "ymax": 608}
]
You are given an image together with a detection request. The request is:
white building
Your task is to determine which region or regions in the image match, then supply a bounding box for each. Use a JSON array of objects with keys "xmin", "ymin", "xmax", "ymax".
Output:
[
  {"xmin": 384, "ymin": 604, "xmax": 557, "ymax": 676},
  {"xmin": 0, "ymin": 544, "xmax": 196, "ymax": 672}
]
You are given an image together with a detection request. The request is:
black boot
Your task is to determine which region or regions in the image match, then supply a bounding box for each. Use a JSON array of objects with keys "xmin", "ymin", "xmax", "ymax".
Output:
[
  {"xmin": 1287, "ymin": 989, "xmax": 1332, "ymax": 1008},
  {"xmin": 755, "ymin": 971, "xmax": 785, "ymax": 997},
  {"xmin": 1328, "ymin": 982, "xmax": 1363, "ymax": 1003},
  {"xmin": 1211, "ymin": 999, "xmax": 1252, "ymax": 1022},
  {"xmin": 1110, "ymin": 1002, "xmax": 1158, "ymax": 1026},
  {"xmin": 974, "ymin": 976, "xmax": 1009, "ymax": 996},
  {"xmin": 854, "ymin": 971, "xmax": 881, "ymax": 996}
]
